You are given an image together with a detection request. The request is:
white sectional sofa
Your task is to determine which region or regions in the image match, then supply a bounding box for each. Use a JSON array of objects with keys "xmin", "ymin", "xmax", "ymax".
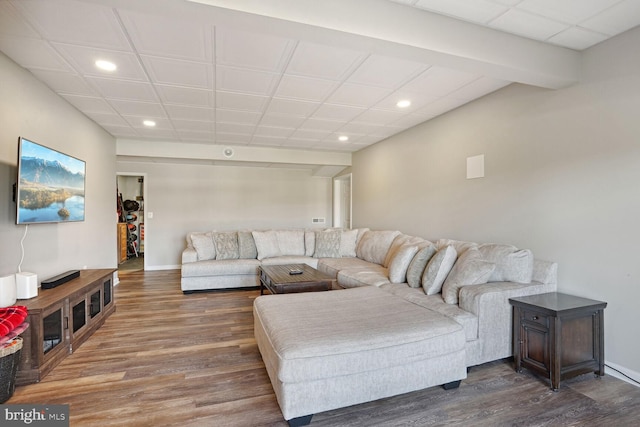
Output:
[{"xmin": 181, "ymin": 228, "xmax": 557, "ymax": 426}]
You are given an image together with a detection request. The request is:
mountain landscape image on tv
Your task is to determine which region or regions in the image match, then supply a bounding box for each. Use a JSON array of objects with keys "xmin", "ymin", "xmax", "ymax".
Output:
[{"xmin": 16, "ymin": 137, "xmax": 86, "ymax": 224}]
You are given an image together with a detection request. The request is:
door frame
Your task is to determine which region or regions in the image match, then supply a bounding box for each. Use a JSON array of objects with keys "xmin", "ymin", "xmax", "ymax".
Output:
[
  {"xmin": 333, "ymin": 172, "xmax": 352, "ymax": 229},
  {"xmin": 116, "ymin": 172, "xmax": 148, "ymax": 271}
]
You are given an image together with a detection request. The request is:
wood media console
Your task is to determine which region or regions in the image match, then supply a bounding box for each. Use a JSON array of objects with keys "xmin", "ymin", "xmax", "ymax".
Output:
[{"xmin": 16, "ymin": 269, "xmax": 116, "ymax": 385}]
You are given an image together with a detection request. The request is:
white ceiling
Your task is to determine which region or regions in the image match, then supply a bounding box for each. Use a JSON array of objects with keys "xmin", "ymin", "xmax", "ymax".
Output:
[{"xmin": 0, "ymin": 0, "xmax": 639, "ymax": 164}]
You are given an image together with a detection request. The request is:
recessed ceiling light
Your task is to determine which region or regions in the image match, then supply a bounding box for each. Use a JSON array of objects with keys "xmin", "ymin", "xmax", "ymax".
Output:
[
  {"xmin": 338, "ymin": 135, "xmax": 349, "ymax": 142},
  {"xmin": 396, "ymin": 99, "xmax": 411, "ymax": 108},
  {"xmin": 143, "ymin": 120, "xmax": 156, "ymax": 127},
  {"xmin": 95, "ymin": 60, "xmax": 117, "ymax": 72}
]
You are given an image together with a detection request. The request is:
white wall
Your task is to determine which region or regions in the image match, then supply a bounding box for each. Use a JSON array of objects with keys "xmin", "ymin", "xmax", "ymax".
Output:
[
  {"xmin": 0, "ymin": 52, "xmax": 117, "ymax": 281},
  {"xmin": 352, "ymin": 27, "xmax": 640, "ymax": 380},
  {"xmin": 116, "ymin": 160, "xmax": 332, "ymax": 269}
]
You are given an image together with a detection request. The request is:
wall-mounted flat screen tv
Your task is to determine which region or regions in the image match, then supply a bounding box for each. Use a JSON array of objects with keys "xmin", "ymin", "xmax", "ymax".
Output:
[{"xmin": 16, "ymin": 137, "xmax": 86, "ymax": 224}]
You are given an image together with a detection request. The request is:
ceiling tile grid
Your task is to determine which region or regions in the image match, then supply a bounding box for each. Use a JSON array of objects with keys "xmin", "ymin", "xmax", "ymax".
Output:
[{"xmin": 1, "ymin": 0, "xmax": 639, "ymax": 156}]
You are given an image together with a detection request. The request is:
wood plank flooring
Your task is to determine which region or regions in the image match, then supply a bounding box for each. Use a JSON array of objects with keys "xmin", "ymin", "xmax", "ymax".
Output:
[{"xmin": 9, "ymin": 270, "xmax": 640, "ymax": 426}]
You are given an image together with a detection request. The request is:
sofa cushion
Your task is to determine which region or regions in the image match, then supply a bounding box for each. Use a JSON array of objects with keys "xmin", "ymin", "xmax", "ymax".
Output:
[
  {"xmin": 213, "ymin": 232, "xmax": 239, "ymax": 260},
  {"xmin": 337, "ymin": 266, "xmax": 390, "ymax": 288},
  {"xmin": 406, "ymin": 245, "xmax": 437, "ymax": 288},
  {"xmin": 478, "ymin": 244, "xmax": 534, "ymax": 283},
  {"xmin": 339, "ymin": 229, "xmax": 358, "ymax": 257},
  {"xmin": 276, "ymin": 230, "xmax": 306, "ymax": 256},
  {"xmin": 314, "ymin": 229, "xmax": 342, "ymax": 258},
  {"xmin": 237, "ymin": 231, "xmax": 258, "ymax": 259},
  {"xmin": 317, "ymin": 257, "xmax": 377, "ymax": 279},
  {"xmin": 384, "ymin": 234, "xmax": 431, "ymax": 267},
  {"xmin": 435, "ymin": 239, "xmax": 478, "ymax": 255},
  {"xmin": 442, "ymin": 248, "xmax": 495, "ymax": 304},
  {"xmin": 253, "ymin": 286, "xmax": 466, "ymax": 383},
  {"xmin": 388, "ymin": 245, "xmax": 419, "ymax": 284},
  {"xmin": 356, "ymin": 230, "xmax": 401, "ymax": 265},
  {"xmin": 261, "ymin": 256, "xmax": 318, "ymax": 269},
  {"xmin": 304, "ymin": 230, "xmax": 316, "ymax": 257},
  {"xmin": 252, "ymin": 230, "xmax": 281, "ymax": 260},
  {"xmin": 181, "ymin": 258, "xmax": 260, "ymax": 277},
  {"xmin": 422, "ymin": 245, "xmax": 457, "ymax": 295},
  {"xmin": 190, "ymin": 231, "xmax": 215, "ymax": 261}
]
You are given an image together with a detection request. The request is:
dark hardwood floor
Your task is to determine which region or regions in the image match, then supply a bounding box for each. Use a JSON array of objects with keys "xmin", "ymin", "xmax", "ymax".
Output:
[{"xmin": 9, "ymin": 270, "xmax": 640, "ymax": 426}]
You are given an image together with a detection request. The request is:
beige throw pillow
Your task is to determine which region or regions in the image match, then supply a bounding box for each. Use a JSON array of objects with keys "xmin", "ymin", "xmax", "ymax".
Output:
[
  {"xmin": 388, "ymin": 245, "xmax": 420, "ymax": 284},
  {"xmin": 422, "ymin": 245, "xmax": 457, "ymax": 295},
  {"xmin": 213, "ymin": 232, "xmax": 239, "ymax": 260},
  {"xmin": 441, "ymin": 248, "xmax": 496, "ymax": 304},
  {"xmin": 339, "ymin": 229, "xmax": 358, "ymax": 257},
  {"xmin": 406, "ymin": 245, "xmax": 437, "ymax": 288},
  {"xmin": 191, "ymin": 232, "xmax": 215, "ymax": 261},
  {"xmin": 478, "ymin": 244, "xmax": 534, "ymax": 283},
  {"xmin": 252, "ymin": 230, "xmax": 281, "ymax": 260},
  {"xmin": 356, "ymin": 230, "xmax": 401, "ymax": 265},
  {"xmin": 237, "ymin": 231, "xmax": 258, "ymax": 259},
  {"xmin": 314, "ymin": 229, "xmax": 342, "ymax": 258}
]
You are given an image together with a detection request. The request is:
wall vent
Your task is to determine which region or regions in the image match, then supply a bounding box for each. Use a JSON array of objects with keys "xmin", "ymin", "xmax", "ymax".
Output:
[{"xmin": 312, "ymin": 218, "xmax": 325, "ymax": 224}]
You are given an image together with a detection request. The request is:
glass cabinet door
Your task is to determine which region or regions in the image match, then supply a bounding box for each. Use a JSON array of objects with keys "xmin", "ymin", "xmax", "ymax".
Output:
[
  {"xmin": 72, "ymin": 299, "xmax": 87, "ymax": 333},
  {"xmin": 43, "ymin": 308, "xmax": 63, "ymax": 355},
  {"xmin": 90, "ymin": 290, "xmax": 101, "ymax": 318},
  {"xmin": 103, "ymin": 279, "xmax": 112, "ymax": 307}
]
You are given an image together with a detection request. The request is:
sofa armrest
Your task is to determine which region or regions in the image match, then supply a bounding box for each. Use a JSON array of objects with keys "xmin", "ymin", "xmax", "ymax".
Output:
[
  {"xmin": 459, "ymin": 280, "xmax": 557, "ymax": 366},
  {"xmin": 182, "ymin": 247, "xmax": 198, "ymax": 264}
]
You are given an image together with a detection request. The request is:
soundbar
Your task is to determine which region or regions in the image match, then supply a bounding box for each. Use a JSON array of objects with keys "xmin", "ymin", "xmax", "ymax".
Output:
[{"xmin": 41, "ymin": 270, "xmax": 80, "ymax": 289}]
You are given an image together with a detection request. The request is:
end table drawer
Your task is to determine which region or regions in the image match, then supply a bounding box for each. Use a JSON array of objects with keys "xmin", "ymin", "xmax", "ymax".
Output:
[{"xmin": 522, "ymin": 310, "xmax": 549, "ymax": 328}]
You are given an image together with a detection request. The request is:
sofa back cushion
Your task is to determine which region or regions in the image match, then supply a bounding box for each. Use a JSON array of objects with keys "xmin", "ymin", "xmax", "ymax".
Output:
[
  {"xmin": 441, "ymin": 248, "xmax": 495, "ymax": 304},
  {"xmin": 356, "ymin": 230, "xmax": 401, "ymax": 265},
  {"xmin": 190, "ymin": 231, "xmax": 216, "ymax": 261},
  {"xmin": 276, "ymin": 230, "xmax": 306, "ymax": 256},
  {"xmin": 384, "ymin": 234, "xmax": 431, "ymax": 267},
  {"xmin": 478, "ymin": 244, "xmax": 534, "ymax": 283},
  {"xmin": 237, "ymin": 231, "xmax": 258, "ymax": 259},
  {"xmin": 252, "ymin": 230, "xmax": 281, "ymax": 260},
  {"xmin": 339, "ymin": 229, "xmax": 358, "ymax": 257}
]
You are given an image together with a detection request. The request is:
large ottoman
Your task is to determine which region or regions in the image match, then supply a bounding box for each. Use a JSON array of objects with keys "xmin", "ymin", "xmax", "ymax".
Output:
[{"xmin": 253, "ymin": 286, "xmax": 467, "ymax": 426}]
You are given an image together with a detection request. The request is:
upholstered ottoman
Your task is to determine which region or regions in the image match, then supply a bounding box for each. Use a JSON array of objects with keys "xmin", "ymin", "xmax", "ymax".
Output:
[{"xmin": 253, "ymin": 286, "xmax": 467, "ymax": 426}]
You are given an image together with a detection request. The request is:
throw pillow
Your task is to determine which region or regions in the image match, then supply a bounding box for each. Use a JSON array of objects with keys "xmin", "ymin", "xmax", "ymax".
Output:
[
  {"xmin": 314, "ymin": 229, "xmax": 342, "ymax": 258},
  {"xmin": 304, "ymin": 230, "xmax": 316, "ymax": 257},
  {"xmin": 237, "ymin": 231, "xmax": 258, "ymax": 259},
  {"xmin": 276, "ymin": 230, "xmax": 305, "ymax": 256},
  {"xmin": 435, "ymin": 238, "xmax": 478, "ymax": 255},
  {"xmin": 213, "ymin": 232, "xmax": 239, "ymax": 260},
  {"xmin": 388, "ymin": 245, "xmax": 420, "ymax": 284},
  {"xmin": 406, "ymin": 244, "xmax": 437, "ymax": 288},
  {"xmin": 252, "ymin": 230, "xmax": 281, "ymax": 260},
  {"xmin": 422, "ymin": 245, "xmax": 457, "ymax": 295},
  {"xmin": 478, "ymin": 244, "xmax": 534, "ymax": 283},
  {"xmin": 441, "ymin": 248, "xmax": 496, "ymax": 304},
  {"xmin": 356, "ymin": 230, "xmax": 401, "ymax": 265},
  {"xmin": 190, "ymin": 232, "xmax": 215, "ymax": 261},
  {"xmin": 340, "ymin": 229, "xmax": 358, "ymax": 257}
]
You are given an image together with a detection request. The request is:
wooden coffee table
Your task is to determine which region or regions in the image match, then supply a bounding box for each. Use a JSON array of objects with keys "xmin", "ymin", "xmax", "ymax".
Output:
[{"xmin": 259, "ymin": 264, "xmax": 334, "ymax": 295}]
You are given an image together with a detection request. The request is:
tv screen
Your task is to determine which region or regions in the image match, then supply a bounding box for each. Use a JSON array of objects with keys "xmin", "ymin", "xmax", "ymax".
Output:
[{"xmin": 16, "ymin": 137, "xmax": 86, "ymax": 224}]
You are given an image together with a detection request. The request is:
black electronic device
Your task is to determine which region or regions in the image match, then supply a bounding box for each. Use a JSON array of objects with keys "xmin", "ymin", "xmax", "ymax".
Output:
[
  {"xmin": 289, "ymin": 268, "xmax": 303, "ymax": 275},
  {"xmin": 41, "ymin": 270, "xmax": 80, "ymax": 289}
]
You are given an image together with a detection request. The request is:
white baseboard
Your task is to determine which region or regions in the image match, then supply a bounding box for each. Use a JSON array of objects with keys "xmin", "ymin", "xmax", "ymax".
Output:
[
  {"xmin": 145, "ymin": 264, "xmax": 180, "ymax": 271},
  {"xmin": 605, "ymin": 360, "xmax": 640, "ymax": 388}
]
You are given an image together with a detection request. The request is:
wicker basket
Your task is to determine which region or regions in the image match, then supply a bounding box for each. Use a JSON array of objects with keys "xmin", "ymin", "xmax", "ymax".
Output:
[{"xmin": 0, "ymin": 337, "xmax": 23, "ymax": 403}]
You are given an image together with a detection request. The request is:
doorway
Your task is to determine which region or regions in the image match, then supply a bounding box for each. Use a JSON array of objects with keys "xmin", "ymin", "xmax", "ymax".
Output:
[
  {"xmin": 117, "ymin": 173, "xmax": 147, "ymax": 272},
  {"xmin": 333, "ymin": 173, "xmax": 352, "ymax": 229}
]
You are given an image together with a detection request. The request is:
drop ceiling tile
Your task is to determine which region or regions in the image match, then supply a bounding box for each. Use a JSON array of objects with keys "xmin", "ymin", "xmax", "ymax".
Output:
[
  {"xmin": 548, "ymin": 27, "xmax": 609, "ymax": 50},
  {"xmin": 216, "ymin": 66, "xmax": 279, "ymax": 96},
  {"xmin": 581, "ymin": 0, "xmax": 640, "ymax": 35},
  {"xmin": 324, "ymin": 133, "xmax": 365, "ymax": 143},
  {"xmin": 13, "ymin": 0, "xmax": 131, "ymax": 50},
  {"xmin": 102, "ymin": 125, "xmax": 139, "ymax": 137},
  {"xmin": 216, "ymin": 28, "xmax": 295, "ymax": 72},
  {"xmin": 155, "ymin": 84, "xmax": 213, "ymax": 107},
  {"xmin": 374, "ymin": 90, "xmax": 439, "ymax": 112},
  {"xmin": 311, "ymin": 104, "xmax": 366, "ymax": 121},
  {"xmin": 0, "ymin": 2, "xmax": 40, "ymax": 38},
  {"xmin": 412, "ymin": 97, "xmax": 469, "ymax": 119},
  {"xmin": 289, "ymin": 128, "xmax": 333, "ymax": 140},
  {"xmin": 286, "ymin": 41, "xmax": 366, "ymax": 80},
  {"xmin": 280, "ymin": 138, "xmax": 317, "ymax": 148},
  {"xmin": 274, "ymin": 75, "xmax": 338, "ymax": 102},
  {"xmin": 388, "ymin": 113, "xmax": 429, "ymax": 128},
  {"xmin": 348, "ymin": 54, "xmax": 427, "ymax": 88},
  {"xmin": 87, "ymin": 77, "xmax": 158, "ymax": 102},
  {"xmin": 165, "ymin": 105, "xmax": 214, "ymax": 121},
  {"xmin": 216, "ymin": 91, "xmax": 269, "ymax": 112},
  {"xmin": 29, "ymin": 69, "xmax": 97, "ymax": 96},
  {"xmin": 53, "ymin": 43, "xmax": 146, "ymax": 80},
  {"xmin": 337, "ymin": 122, "xmax": 390, "ymax": 135},
  {"xmin": 516, "ymin": 0, "xmax": 621, "ymax": 25},
  {"xmin": 353, "ymin": 135, "xmax": 385, "ymax": 146},
  {"xmin": 178, "ymin": 130, "xmax": 215, "ymax": 142},
  {"xmin": 250, "ymin": 135, "xmax": 284, "ymax": 147},
  {"xmin": 326, "ymin": 83, "xmax": 392, "ymax": 108},
  {"xmin": 123, "ymin": 116, "xmax": 173, "ymax": 130},
  {"xmin": 254, "ymin": 125, "xmax": 294, "ymax": 138},
  {"xmin": 401, "ymin": 66, "xmax": 480, "ymax": 98},
  {"xmin": 216, "ymin": 132, "xmax": 252, "ymax": 144},
  {"xmin": 142, "ymin": 56, "xmax": 212, "ymax": 89},
  {"xmin": 265, "ymin": 98, "xmax": 319, "ymax": 117},
  {"xmin": 61, "ymin": 94, "xmax": 115, "ymax": 114},
  {"xmin": 119, "ymin": 10, "xmax": 210, "ymax": 61},
  {"xmin": 216, "ymin": 109, "xmax": 261, "ymax": 125},
  {"xmin": 85, "ymin": 112, "xmax": 129, "ymax": 127},
  {"xmin": 0, "ymin": 36, "xmax": 72, "ymax": 71},
  {"xmin": 172, "ymin": 119, "xmax": 213, "ymax": 132},
  {"xmin": 351, "ymin": 109, "xmax": 407, "ymax": 125},
  {"xmin": 216, "ymin": 122, "xmax": 255, "ymax": 134},
  {"xmin": 448, "ymin": 77, "xmax": 510, "ymax": 101},
  {"xmin": 259, "ymin": 114, "xmax": 306, "ymax": 128},
  {"xmin": 414, "ymin": 0, "xmax": 508, "ymax": 24},
  {"xmin": 300, "ymin": 118, "xmax": 344, "ymax": 132},
  {"xmin": 107, "ymin": 99, "xmax": 166, "ymax": 118},
  {"xmin": 489, "ymin": 9, "xmax": 569, "ymax": 41},
  {"xmin": 135, "ymin": 128, "xmax": 178, "ymax": 139}
]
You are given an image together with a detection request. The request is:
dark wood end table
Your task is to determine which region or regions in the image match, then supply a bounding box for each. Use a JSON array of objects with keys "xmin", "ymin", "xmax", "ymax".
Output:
[
  {"xmin": 259, "ymin": 264, "xmax": 334, "ymax": 295},
  {"xmin": 509, "ymin": 292, "xmax": 607, "ymax": 391}
]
